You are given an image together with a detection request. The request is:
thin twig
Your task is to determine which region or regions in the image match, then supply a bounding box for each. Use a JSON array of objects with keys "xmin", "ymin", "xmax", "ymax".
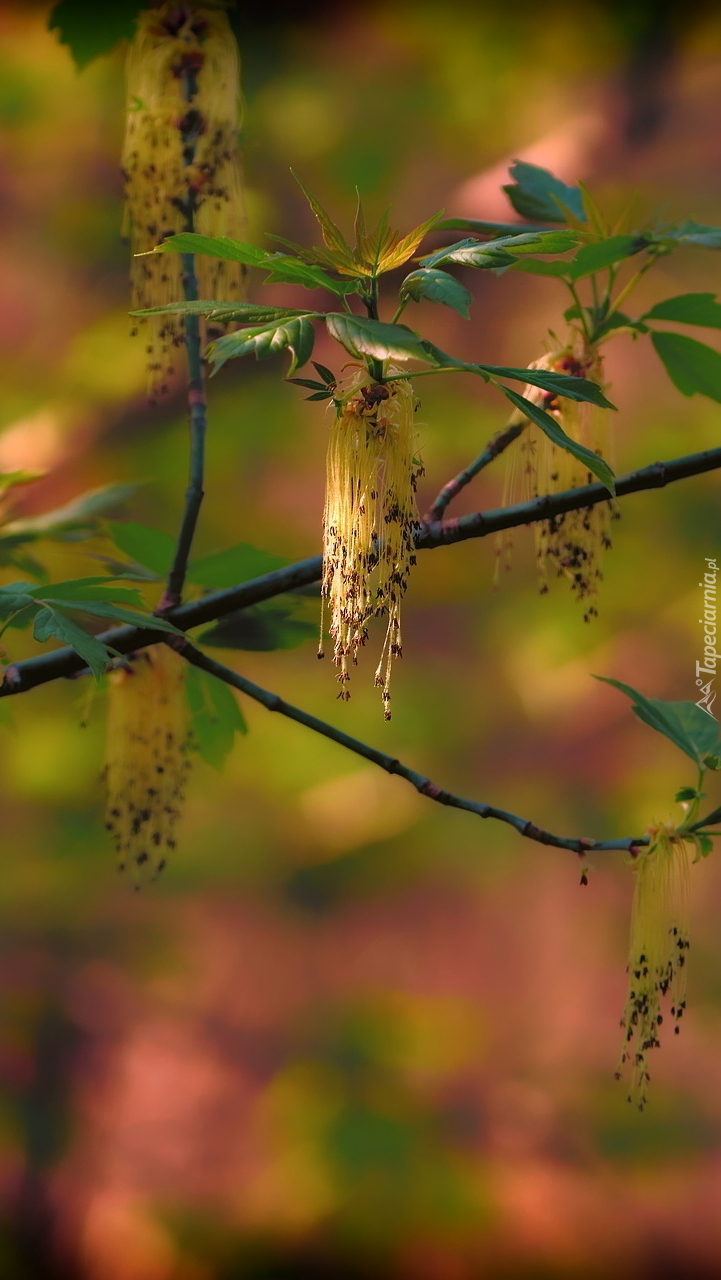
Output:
[
  {"xmin": 425, "ymin": 420, "xmax": 525, "ymax": 521},
  {"xmin": 178, "ymin": 641, "xmax": 648, "ymax": 855},
  {"xmin": 1, "ymin": 446, "xmax": 719, "ymax": 699}
]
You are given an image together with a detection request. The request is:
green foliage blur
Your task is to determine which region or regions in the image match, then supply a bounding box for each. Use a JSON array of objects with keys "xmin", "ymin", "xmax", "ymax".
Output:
[{"xmin": 1, "ymin": 2, "xmax": 721, "ymax": 1277}]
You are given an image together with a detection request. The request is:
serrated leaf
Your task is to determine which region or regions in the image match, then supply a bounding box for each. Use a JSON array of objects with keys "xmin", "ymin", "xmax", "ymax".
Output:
[
  {"xmin": 32, "ymin": 606, "xmax": 112, "ymax": 680},
  {"xmin": 375, "ymin": 210, "xmax": 445, "ymax": 273},
  {"xmin": 651, "ymin": 221, "xmax": 721, "ymax": 250},
  {"xmin": 207, "ymin": 316, "xmax": 315, "ymax": 375},
  {"xmin": 199, "ymin": 603, "xmax": 316, "ymax": 652},
  {"xmin": 503, "ymin": 161, "xmax": 586, "ymax": 223},
  {"xmin": 108, "ymin": 521, "xmax": 175, "ymax": 577},
  {"xmin": 149, "ymin": 233, "xmax": 267, "ymax": 266},
  {"xmin": 479, "ymin": 365, "xmax": 615, "ymax": 409},
  {"xmin": 399, "ymin": 269, "xmax": 471, "ymax": 318},
  {"xmin": 420, "ymin": 230, "xmax": 577, "ymax": 270},
  {"xmin": 651, "ymin": 331, "xmax": 721, "ymax": 403},
  {"xmin": 2, "ymin": 483, "xmax": 141, "ymax": 542},
  {"xmin": 262, "ymin": 256, "xmax": 356, "ymax": 295},
  {"xmin": 436, "ymin": 217, "xmax": 550, "ymax": 236},
  {"xmin": 325, "ymin": 314, "xmax": 430, "ymax": 363},
  {"xmin": 642, "ymin": 293, "xmax": 721, "ymax": 328},
  {"xmin": 510, "ymin": 258, "xmax": 570, "ymax": 278},
  {"xmin": 595, "ymin": 677, "xmax": 721, "ymax": 765},
  {"xmin": 568, "ymin": 235, "xmax": 646, "ymax": 280},
  {"xmin": 186, "ymin": 664, "xmax": 247, "ymax": 771},
  {"xmin": 131, "ymin": 300, "xmax": 309, "ymax": 323},
  {"xmin": 40, "ymin": 597, "xmax": 182, "ymax": 634},
  {"xmin": 48, "ymin": 0, "xmax": 143, "ymax": 70},
  {"xmin": 187, "ymin": 543, "xmax": 285, "ymax": 590},
  {"xmin": 503, "ymin": 388, "xmax": 616, "ymax": 494},
  {"xmin": 291, "ymin": 171, "xmax": 353, "ymax": 260}
]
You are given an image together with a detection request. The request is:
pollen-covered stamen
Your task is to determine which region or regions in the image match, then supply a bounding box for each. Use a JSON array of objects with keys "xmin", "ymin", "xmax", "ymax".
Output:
[
  {"xmin": 104, "ymin": 646, "xmax": 191, "ymax": 883},
  {"xmin": 616, "ymin": 821, "xmax": 699, "ymax": 1110},
  {"xmin": 494, "ymin": 340, "xmax": 616, "ymax": 620},
  {"xmin": 121, "ymin": 2, "xmax": 244, "ymax": 395},
  {"xmin": 321, "ymin": 368, "xmax": 422, "ymax": 718}
]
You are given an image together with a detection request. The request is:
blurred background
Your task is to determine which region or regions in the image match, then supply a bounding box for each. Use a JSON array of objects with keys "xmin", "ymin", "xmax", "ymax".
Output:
[{"xmin": 1, "ymin": 1, "xmax": 721, "ymax": 1276}]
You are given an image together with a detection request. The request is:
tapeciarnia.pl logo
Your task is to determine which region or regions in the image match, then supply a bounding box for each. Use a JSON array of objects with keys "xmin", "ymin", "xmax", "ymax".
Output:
[{"xmin": 696, "ymin": 557, "xmax": 718, "ymax": 718}]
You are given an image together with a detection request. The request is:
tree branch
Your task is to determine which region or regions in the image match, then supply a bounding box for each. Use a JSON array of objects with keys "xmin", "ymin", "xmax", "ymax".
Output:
[
  {"xmin": 1, "ymin": 446, "xmax": 719, "ymax": 699},
  {"xmin": 177, "ymin": 640, "xmax": 648, "ymax": 855},
  {"xmin": 425, "ymin": 419, "xmax": 524, "ymax": 521}
]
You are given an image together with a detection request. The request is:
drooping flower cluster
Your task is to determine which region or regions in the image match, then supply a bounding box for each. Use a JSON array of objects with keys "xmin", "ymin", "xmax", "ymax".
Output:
[
  {"xmin": 617, "ymin": 821, "xmax": 701, "ymax": 1109},
  {"xmin": 321, "ymin": 368, "xmax": 423, "ymax": 718},
  {"xmin": 121, "ymin": 2, "xmax": 244, "ymax": 393},
  {"xmin": 496, "ymin": 339, "xmax": 616, "ymax": 620},
  {"xmin": 104, "ymin": 645, "xmax": 191, "ymax": 881}
]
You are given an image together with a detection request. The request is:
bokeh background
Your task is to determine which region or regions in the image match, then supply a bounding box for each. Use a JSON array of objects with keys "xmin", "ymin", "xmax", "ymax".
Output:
[{"xmin": 1, "ymin": 2, "xmax": 721, "ymax": 1276}]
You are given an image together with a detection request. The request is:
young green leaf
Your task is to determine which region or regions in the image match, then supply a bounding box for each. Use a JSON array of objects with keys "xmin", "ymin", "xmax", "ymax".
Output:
[
  {"xmin": 32, "ymin": 606, "xmax": 113, "ymax": 680},
  {"xmin": 187, "ymin": 544, "xmax": 286, "ymax": 590},
  {"xmin": 568, "ymin": 235, "xmax": 646, "ymax": 281},
  {"xmin": 147, "ymin": 233, "xmax": 267, "ymax": 266},
  {"xmin": 199, "ymin": 603, "xmax": 317, "ymax": 651},
  {"xmin": 48, "ymin": 0, "xmax": 143, "ymax": 70},
  {"xmin": 479, "ymin": 365, "xmax": 615, "ymax": 409},
  {"xmin": 185, "ymin": 664, "xmax": 247, "ymax": 771},
  {"xmin": 291, "ymin": 171, "xmax": 354, "ymax": 259},
  {"xmin": 420, "ymin": 230, "xmax": 577, "ymax": 270},
  {"xmin": 595, "ymin": 676, "xmax": 721, "ymax": 765},
  {"xmin": 108, "ymin": 522, "xmax": 175, "ymax": 578},
  {"xmin": 2, "ymin": 483, "xmax": 141, "ymax": 542},
  {"xmin": 131, "ymin": 301, "xmax": 311, "ymax": 323},
  {"xmin": 642, "ymin": 293, "xmax": 721, "ymax": 328},
  {"xmin": 651, "ymin": 221, "xmax": 721, "ymax": 250},
  {"xmin": 399, "ymin": 269, "xmax": 471, "ymax": 318},
  {"xmin": 503, "ymin": 161, "xmax": 586, "ymax": 224},
  {"xmin": 502, "ymin": 388, "xmax": 616, "ymax": 494},
  {"xmin": 261, "ymin": 256, "xmax": 357, "ymax": 295},
  {"xmin": 207, "ymin": 317, "xmax": 315, "ymax": 376},
  {"xmin": 325, "ymin": 314, "xmax": 430, "ymax": 363},
  {"xmin": 510, "ymin": 258, "xmax": 570, "ymax": 278},
  {"xmin": 651, "ymin": 331, "xmax": 721, "ymax": 403}
]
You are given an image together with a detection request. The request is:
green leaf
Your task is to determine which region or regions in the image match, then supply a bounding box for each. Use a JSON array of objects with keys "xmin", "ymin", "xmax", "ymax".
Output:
[
  {"xmin": 186, "ymin": 665, "xmax": 247, "ymax": 771},
  {"xmin": 48, "ymin": 0, "xmax": 143, "ymax": 69},
  {"xmin": 199, "ymin": 603, "xmax": 317, "ymax": 652},
  {"xmin": 32, "ymin": 606, "xmax": 113, "ymax": 680},
  {"xmin": 399, "ymin": 269, "xmax": 471, "ymax": 318},
  {"xmin": 131, "ymin": 300, "xmax": 310, "ymax": 324},
  {"xmin": 642, "ymin": 293, "xmax": 721, "ymax": 328},
  {"xmin": 437, "ymin": 217, "xmax": 550, "ymax": 236},
  {"xmin": 703, "ymin": 754, "xmax": 721, "ymax": 771},
  {"xmin": 0, "ymin": 470, "xmax": 44, "ymax": 494},
  {"xmin": 291, "ymin": 171, "xmax": 353, "ymax": 259},
  {"xmin": 148, "ymin": 233, "xmax": 267, "ymax": 267},
  {"xmin": 510, "ymin": 258, "xmax": 570, "ymax": 278},
  {"xmin": 41, "ymin": 597, "xmax": 181, "ymax": 634},
  {"xmin": 595, "ymin": 677, "xmax": 721, "ymax": 765},
  {"xmin": 325, "ymin": 314, "xmax": 430, "ymax": 363},
  {"xmin": 108, "ymin": 522, "xmax": 175, "ymax": 578},
  {"xmin": 207, "ymin": 316, "xmax": 315, "ymax": 376},
  {"xmin": 697, "ymin": 833, "xmax": 714, "ymax": 858},
  {"xmin": 420, "ymin": 230, "xmax": 577, "ymax": 270},
  {"xmin": 503, "ymin": 161, "xmax": 586, "ymax": 223},
  {"xmin": 502, "ymin": 388, "xmax": 616, "ymax": 494},
  {"xmin": 652, "ymin": 221, "xmax": 721, "ymax": 250},
  {"xmin": 675, "ymin": 787, "xmax": 700, "ymax": 803},
  {"xmin": 187, "ymin": 544, "xmax": 286, "ymax": 590},
  {"xmin": 651, "ymin": 331, "xmax": 721, "ymax": 403},
  {"xmin": 1, "ymin": 483, "xmax": 141, "ymax": 543},
  {"xmin": 262, "ymin": 256, "xmax": 356, "ymax": 296},
  {"xmin": 568, "ymin": 235, "xmax": 645, "ymax": 280},
  {"xmin": 479, "ymin": 365, "xmax": 615, "ymax": 409}
]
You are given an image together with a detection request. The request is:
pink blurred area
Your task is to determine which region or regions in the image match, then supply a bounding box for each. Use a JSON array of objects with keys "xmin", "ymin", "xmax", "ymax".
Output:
[{"xmin": 1, "ymin": 2, "xmax": 721, "ymax": 1278}]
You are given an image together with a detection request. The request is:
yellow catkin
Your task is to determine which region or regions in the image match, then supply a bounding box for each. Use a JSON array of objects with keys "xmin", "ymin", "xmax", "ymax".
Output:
[
  {"xmin": 121, "ymin": 2, "xmax": 244, "ymax": 394},
  {"xmin": 320, "ymin": 368, "xmax": 423, "ymax": 719},
  {"xmin": 495, "ymin": 339, "xmax": 616, "ymax": 620},
  {"xmin": 617, "ymin": 822, "xmax": 700, "ymax": 1109},
  {"xmin": 104, "ymin": 646, "xmax": 191, "ymax": 881}
]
